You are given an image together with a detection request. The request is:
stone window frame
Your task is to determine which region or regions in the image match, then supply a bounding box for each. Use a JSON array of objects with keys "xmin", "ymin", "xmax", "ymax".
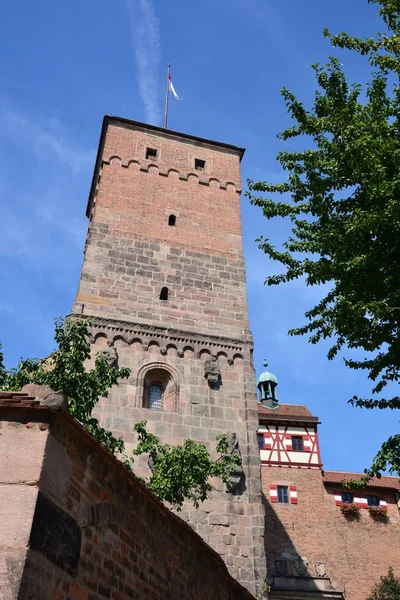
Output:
[
  {"xmin": 194, "ymin": 158, "xmax": 206, "ymax": 172},
  {"xmin": 135, "ymin": 362, "xmax": 181, "ymax": 412}
]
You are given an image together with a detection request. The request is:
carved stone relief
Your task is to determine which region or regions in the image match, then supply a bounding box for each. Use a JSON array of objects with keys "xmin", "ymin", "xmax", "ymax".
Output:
[
  {"xmin": 204, "ymin": 356, "xmax": 221, "ymax": 386},
  {"xmin": 293, "ymin": 557, "xmax": 308, "ymax": 576},
  {"xmin": 227, "ymin": 432, "xmax": 244, "ymax": 491},
  {"xmin": 315, "ymin": 562, "xmax": 327, "ymax": 577},
  {"xmin": 100, "ymin": 347, "xmax": 119, "ymax": 368}
]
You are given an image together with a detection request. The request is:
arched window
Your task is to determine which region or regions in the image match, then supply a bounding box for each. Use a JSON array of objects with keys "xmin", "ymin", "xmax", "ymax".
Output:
[
  {"xmin": 139, "ymin": 366, "xmax": 179, "ymax": 412},
  {"xmin": 168, "ymin": 214, "xmax": 176, "ymax": 226},
  {"xmin": 160, "ymin": 287, "xmax": 169, "ymax": 301},
  {"xmin": 148, "ymin": 383, "xmax": 163, "ymax": 411}
]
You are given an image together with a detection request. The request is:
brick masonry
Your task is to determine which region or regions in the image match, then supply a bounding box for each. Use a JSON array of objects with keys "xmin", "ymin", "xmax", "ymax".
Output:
[
  {"xmin": 70, "ymin": 117, "xmax": 266, "ymax": 594},
  {"xmin": 262, "ymin": 467, "xmax": 400, "ymax": 600},
  {"xmin": 0, "ymin": 400, "xmax": 256, "ymax": 600}
]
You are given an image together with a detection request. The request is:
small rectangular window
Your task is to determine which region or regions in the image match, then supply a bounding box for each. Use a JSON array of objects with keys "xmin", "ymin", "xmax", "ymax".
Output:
[
  {"xmin": 341, "ymin": 492, "xmax": 353, "ymax": 504},
  {"xmin": 367, "ymin": 495, "xmax": 379, "ymax": 507},
  {"xmin": 277, "ymin": 486, "xmax": 289, "ymax": 503},
  {"xmin": 257, "ymin": 434, "xmax": 264, "ymax": 449},
  {"xmin": 146, "ymin": 147, "xmax": 158, "ymax": 160},
  {"xmin": 195, "ymin": 158, "xmax": 206, "ymax": 171},
  {"xmin": 292, "ymin": 436, "xmax": 303, "ymax": 451}
]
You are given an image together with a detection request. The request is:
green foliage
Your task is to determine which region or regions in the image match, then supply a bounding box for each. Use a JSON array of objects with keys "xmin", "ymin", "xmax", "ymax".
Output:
[
  {"xmin": 368, "ymin": 505, "xmax": 389, "ymax": 519},
  {"xmin": 0, "ymin": 318, "xmax": 130, "ymax": 455},
  {"xmin": 367, "ymin": 567, "xmax": 400, "ymax": 600},
  {"xmin": 132, "ymin": 421, "xmax": 242, "ymax": 510},
  {"xmin": 246, "ymin": 0, "xmax": 400, "ymax": 478},
  {"xmin": 0, "ymin": 321, "xmax": 241, "ymax": 509},
  {"xmin": 340, "ymin": 502, "xmax": 360, "ymax": 517},
  {"xmin": 0, "ymin": 341, "xmax": 6, "ymax": 388}
]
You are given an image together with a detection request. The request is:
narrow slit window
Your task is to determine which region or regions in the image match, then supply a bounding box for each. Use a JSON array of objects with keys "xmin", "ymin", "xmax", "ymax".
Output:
[
  {"xmin": 195, "ymin": 158, "xmax": 206, "ymax": 171},
  {"xmin": 168, "ymin": 214, "xmax": 176, "ymax": 226},
  {"xmin": 257, "ymin": 434, "xmax": 264, "ymax": 449},
  {"xmin": 146, "ymin": 147, "xmax": 158, "ymax": 160},
  {"xmin": 160, "ymin": 287, "xmax": 169, "ymax": 301}
]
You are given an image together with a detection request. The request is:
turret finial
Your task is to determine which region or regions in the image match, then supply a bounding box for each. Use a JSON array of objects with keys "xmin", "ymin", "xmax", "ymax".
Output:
[{"xmin": 263, "ymin": 359, "xmax": 268, "ymax": 368}]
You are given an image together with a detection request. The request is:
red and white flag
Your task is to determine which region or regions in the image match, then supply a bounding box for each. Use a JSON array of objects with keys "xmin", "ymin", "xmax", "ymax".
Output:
[{"xmin": 168, "ymin": 72, "xmax": 179, "ymax": 100}]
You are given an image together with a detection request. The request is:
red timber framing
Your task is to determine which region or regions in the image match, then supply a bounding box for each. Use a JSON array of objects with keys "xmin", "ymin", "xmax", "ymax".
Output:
[{"xmin": 258, "ymin": 423, "xmax": 322, "ymax": 469}]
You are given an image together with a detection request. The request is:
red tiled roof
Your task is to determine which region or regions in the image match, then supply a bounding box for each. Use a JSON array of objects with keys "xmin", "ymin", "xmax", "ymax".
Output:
[
  {"xmin": 323, "ymin": 470, "xmax": 400, "ymax": 491},
  {"xmin": 258, "ymin": 403, "xmax": 319, "ymax": 422},
  {"xmin": 0, "ymin": 391, "xmax": 41, "ymax": 408}
]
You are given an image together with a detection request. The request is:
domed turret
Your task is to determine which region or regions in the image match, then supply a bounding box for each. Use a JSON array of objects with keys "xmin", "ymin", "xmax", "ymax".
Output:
[{"xmin": 257, "ymin": 360, "xmax": 278, "ymax": 408}]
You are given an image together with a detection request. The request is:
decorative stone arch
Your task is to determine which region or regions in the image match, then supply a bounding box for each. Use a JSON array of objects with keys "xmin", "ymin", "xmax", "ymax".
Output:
[
  {"xmin": 93, "ymin": 332, "xmax": 109, "ymax": 347},
  {"xmin": 135, "ymin": 362, "xmax": 181, "ymax": 412},
  {"xmin": 109, "ymin": 155, "xmax": 122, "ymax": 165},
  {"xmin": 113, "ymin": 335, "xmax": 128, "ymax": 348},
  {"xmin": 232, "ymin": 353, "xmax": 244, "ymax": 369}
]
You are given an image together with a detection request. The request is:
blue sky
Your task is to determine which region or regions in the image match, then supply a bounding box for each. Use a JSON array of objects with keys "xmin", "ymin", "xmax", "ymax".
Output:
[{"xmin": 1, "ymin": 0, "xmax": 397, "ymax": 473}]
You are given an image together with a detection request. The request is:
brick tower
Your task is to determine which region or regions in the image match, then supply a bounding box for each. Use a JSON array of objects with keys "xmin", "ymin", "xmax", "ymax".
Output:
[{"xmin": 72, "ymin": 116, "xmax": 266, "ymax": 592}]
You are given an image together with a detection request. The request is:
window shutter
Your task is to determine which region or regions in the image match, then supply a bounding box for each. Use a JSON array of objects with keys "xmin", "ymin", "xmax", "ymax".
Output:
[
  {"xmin": 334, "ymin": 492, "xmax": 342, "ymax": 506},
  {"xmin": 290, "ymin": 484, "xmax": 298, "ymax": 504},
  {"xmin": 379, "ymin": 497, "xmax": 388, "ymax": 510},
  {"xmin": 303, "ymin": 436, "xmax": 312, "ymax": 452},
  {"xmin": 270, "ymin": 484, "xmax": 278, "ymax": 503},
  {"xmin": 265, "ymin": 435, "xmax": 272, "ymax": 450},
  {"xmin": 285, "ymin": 434, "xmax": 293, "ymax": 451}
]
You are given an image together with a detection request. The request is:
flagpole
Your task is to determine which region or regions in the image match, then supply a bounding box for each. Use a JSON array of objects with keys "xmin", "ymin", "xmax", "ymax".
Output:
[{"xmin": 163, "ymin": 63, "xmax": 170, "ymax": 128}]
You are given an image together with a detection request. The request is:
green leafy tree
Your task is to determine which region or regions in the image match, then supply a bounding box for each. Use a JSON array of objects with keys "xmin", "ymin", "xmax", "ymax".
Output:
[
  {"xmin": 0, "ymin": 341, "xmax": 6, "ymax": 388},
  {"xmin": 0, "ymin": 318, "xmax": 241, "ymax": 508},
  {"xmin": 132, "ymin": 421, "xmax": 242, "ymax": 510},
  {"xmin": 246, "ymin": 0, "xmax": 400, "ymax": 479},
  {"xmin": 367, "ymin": 567, "xmax": 400, "ymax": 600},
  {"xmin": 0, "ymin": 318, "xmax": 130, "ymax": 454}
]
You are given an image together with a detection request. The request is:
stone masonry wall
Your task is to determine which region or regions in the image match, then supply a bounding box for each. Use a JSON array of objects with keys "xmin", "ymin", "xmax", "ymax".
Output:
[
  {"xmin": 83, "ymin": 323, "xmax": 266, "ymax": 593},
  {"xmin": 262, "ymin": 467, "xmax": 400, "ymax": 600},
  {"xmin": 75, "ymin": 229, "xmax": 249, "ymax": 339},
  {"xmin": 0, "ymin": 401, "xmax": 256, "ymax": 600},
  {"xmin": 73, "ymin": 119, "xmax": 250, "ymax": 340},
  {"xmin": 70, "ymin": 117, "xmax": 267, "ymax": 593}
]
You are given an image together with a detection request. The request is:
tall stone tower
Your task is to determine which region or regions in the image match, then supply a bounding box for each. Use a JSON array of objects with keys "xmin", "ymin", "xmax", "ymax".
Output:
[{"xmin": 72, "ymin": 116, "xmax": 266, "ymax": 593}]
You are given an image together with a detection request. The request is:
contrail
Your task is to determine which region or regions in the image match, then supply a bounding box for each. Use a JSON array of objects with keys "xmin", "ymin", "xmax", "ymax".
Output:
[{"xmin": 125, "ymin": 0, "xmax": 161, "ymax": 125}]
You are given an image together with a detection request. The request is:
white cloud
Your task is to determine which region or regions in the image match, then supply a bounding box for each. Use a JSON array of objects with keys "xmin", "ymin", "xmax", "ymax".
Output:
[
  {"xmin": 124, "ymin": 0, "xmax": 161, "ymax": 125},
  {"xmin": 0, "ymin": 106, "xmax": 89, "ymax": 268},
  {"xmin": 0, "ymin": 105, "xmax": 94, "ymax": 172}
]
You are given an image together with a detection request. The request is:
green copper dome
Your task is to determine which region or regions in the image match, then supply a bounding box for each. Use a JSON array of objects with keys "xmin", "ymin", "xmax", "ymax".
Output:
[
  {"xmin": 257, "ymin": 360, "xmax": 278, "ymax": 387},
  {"xmin": 257, "ymin": 360, "xmax": 279, "ymax": 407}
]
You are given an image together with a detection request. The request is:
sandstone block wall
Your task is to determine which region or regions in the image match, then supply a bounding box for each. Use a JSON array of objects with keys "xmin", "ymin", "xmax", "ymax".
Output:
[
  {"xmin": 0, "ymin": 400, "xmax": 256, "ymax": 600},
  {"xmin": 262, "ymin": 467, "xmax": 400, "ymax": 600},
  {"xmin": 70, "ymin": 117, "xmax": 267, "ymax": 593},
  {"xmin": 73, "ymin": 118, "xmax": 249, "ymax": 340}
]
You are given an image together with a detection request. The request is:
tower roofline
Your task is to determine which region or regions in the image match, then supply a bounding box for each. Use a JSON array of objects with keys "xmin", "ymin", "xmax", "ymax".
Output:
[{"xmin": 86, "ymin": 115, "xmax": 246, "ymax": 217}]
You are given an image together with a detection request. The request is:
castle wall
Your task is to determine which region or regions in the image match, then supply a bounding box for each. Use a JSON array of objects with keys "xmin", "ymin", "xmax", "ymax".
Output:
[
  {"xmin": 0, "ymin": 400, "xmax": 256, "ymax": 600},
  {"xmin": 71, "ymin": 117, "xmax": 266, "ymax": 593},
  {"xmin": 262, "ymin": 467, "xmax": 400, "ymax": 600}
]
